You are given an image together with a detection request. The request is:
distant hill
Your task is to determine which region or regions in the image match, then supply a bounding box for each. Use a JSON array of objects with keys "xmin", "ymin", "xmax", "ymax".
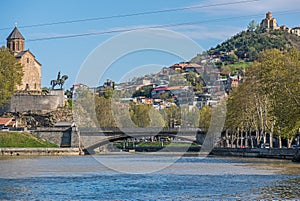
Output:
[{"xmin": 191, "ymin": 29, "xmax": 300, "ymax": 63}]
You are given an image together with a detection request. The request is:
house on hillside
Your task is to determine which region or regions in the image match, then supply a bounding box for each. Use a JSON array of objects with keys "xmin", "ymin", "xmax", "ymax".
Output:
[
  {"xmin": 169, "ymin": 62, "xmax": 204, "ymax": 74},
  {"xmin": 291, "ymin": 27, "xmax": 300, "ymax": 36},
  {"xmin": 0, "ymin": 117, "xmax": 16, "ymax": 129}
]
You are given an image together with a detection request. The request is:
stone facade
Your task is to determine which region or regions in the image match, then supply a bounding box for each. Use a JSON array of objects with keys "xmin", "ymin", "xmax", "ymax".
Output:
[
  {"xmin": 260, "ymin": 11, "xmax": 277, "ymax": 31},
  {"xmin": 9, "ymin": 92, "xmax": 65, "ymax": 112},
  {"xmin": 260, "ymin": 12, "xmax": 300, "ymax": 37},
  {"xmin": 7, "ymin": 27, "xmax": 42, "ymax": 92}
]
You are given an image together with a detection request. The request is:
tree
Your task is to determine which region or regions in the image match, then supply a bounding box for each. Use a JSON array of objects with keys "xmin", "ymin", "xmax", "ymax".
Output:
[
  {"xmin": 0, "ymin": 46, "xmax": 23, "ymax": 107},
  {"xmin": 224, "ymin": 48, "xmax": 300, "ymax": 148},
  {"xmin": 251, "ymin": 48, "xmax": 300, "ymax": 147},
  {"xmin": 164, "ymin": 105, "xmax": 181, "ymax": 128},
  {"xmin": 199, "ymin": 105, "xmax": 212, "ymax": 132},
  {"xmin": 247, "ymin": 20, "xmax": 256, "ymax": 32},
  {"xmin": 95, "ymin": 96, "xmax": 116, "ymax": 127},
  {"xmin": 130, "ymin": 104, "xmax": 152, "ymax": 128}
]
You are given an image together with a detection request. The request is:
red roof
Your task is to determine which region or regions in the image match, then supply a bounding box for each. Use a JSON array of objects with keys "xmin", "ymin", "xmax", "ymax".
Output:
[
  {"xmin": 153, "ymin": 87, "xmax": 168, "ymax": 91},
  {"xmin": 0, "ymin": 118, "xmax": 13, "ymax": 126}
]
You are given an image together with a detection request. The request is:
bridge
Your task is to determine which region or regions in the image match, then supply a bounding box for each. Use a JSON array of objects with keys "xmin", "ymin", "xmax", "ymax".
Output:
[{"xmin": 32, "ymin": 126, "xmax": 207, "ymax": 153}]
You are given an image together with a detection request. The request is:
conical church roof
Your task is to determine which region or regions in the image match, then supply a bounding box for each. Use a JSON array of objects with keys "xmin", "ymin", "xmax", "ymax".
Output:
[{"xmin": 6, "ymin": 27, "xmax": 24, "ymax": 40}]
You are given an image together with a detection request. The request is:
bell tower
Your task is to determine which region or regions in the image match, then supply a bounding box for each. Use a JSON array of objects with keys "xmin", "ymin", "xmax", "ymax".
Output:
[{"xmin": 6, "ymin": 26, "xmax": 25, "ymax": 53}]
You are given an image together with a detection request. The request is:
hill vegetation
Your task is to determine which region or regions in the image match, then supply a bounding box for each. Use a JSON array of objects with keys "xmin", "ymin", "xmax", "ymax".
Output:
[{"xmin": 191, "ymin": 29, "xmax": 300, "ymax": 64}]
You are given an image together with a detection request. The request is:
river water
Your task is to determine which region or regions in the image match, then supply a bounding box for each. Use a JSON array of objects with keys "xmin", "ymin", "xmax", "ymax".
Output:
[{"xmin": 0, "ymin": 154, "xmax": 299, "ymax": 200}]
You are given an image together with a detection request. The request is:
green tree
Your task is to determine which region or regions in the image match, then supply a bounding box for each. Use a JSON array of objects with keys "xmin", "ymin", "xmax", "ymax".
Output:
[
  {"xmin": 249, "ymin": 48, "xmax": 300, "ymax": 147},
  {"xmin": 199, "ymin": 105, "xmax": 212, "ymax": 132},
  {"xmin": 0, "ymin": 46, "xmax": 23, "ymax": 107},
  {"xmin": 149, "ymin": 108, "xmax": 165, "ymax": 127},
  {"xmin": 104, "ymin": 88, "xmax": 113, "ymax": 99},
  {"xmin": 95, "ymin": 96, "xmax": 116, "ymax": 127},
  {"xmin": 247, "ymin": 20, "xmax": 256, "ymax": 32},
  {"xmin": 224, "ymin": 48, "xmax": 300, "ymax": 148},
  {"xmin": 164, "ymin": 105, "xmax": 181, "ymax": 128},
  {"xmin": 130, "ymin": 104, "xmax": 152, "ymax": 128}
]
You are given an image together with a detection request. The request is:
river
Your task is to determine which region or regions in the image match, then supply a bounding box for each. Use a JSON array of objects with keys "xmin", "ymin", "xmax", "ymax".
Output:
[{"xmin": 0, "ymin": 154, "xmax": 299, "ymax": 200}]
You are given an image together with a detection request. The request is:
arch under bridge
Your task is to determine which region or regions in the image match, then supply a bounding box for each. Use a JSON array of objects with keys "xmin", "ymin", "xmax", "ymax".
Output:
[
  {"xmin": 79, "ymin": 127, "xmax": 205, "ymax": 152},
  {"xmin": 33, "ymin": 126, "xmax": 207, "ymax": 153}
]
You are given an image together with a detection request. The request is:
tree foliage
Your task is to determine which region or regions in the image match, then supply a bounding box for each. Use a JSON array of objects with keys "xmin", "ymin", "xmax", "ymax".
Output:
[
  {"xmin": 225, "ymin": 48, "xmax": 300, "ymax": 148},
  {"xmin": 203, "ymin": 30, "xmax": 300, "ymax": 62},
  {"xmin": 0, "ymin": 46, "xmax": 23, "ymax": 107}
]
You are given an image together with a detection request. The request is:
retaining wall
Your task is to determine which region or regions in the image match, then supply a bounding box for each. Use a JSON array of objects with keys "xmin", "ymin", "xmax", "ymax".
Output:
[
  {"xmin": 3, "ymin": 90, "xmax": 65, "ymax": 113},
  {"xmin": 0, "ymin": 148, "xmax": 80, "ymax": 156}
]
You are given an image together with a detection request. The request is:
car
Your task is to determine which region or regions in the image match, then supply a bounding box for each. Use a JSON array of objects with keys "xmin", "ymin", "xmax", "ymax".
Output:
[
  {"xmin": 292, "ymin": 144, "xmax": 298, "ymax": 149},
  {"xmin": 260, "ymin": 143, "xmax": 270, "ymax": 149},
  {"xmin": 1, "ymin": 126, "xmax": 10, "ymax": 131}
]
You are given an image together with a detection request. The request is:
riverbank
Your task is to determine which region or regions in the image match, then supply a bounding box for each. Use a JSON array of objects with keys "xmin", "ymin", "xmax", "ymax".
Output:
[
  {"xmin": 0, "ymin": 146, "xmax": 298, "ymax": 160},
  {"xmin": 99, "ymin": 146, "xmax": 298, "ymax": 160},
  {"xmin": 210, "ymin": 148, "xmax": 297, "ymax": 160},
  {"xmin": 0, "ymin": 148, "xmax": 81, "ymax": 156}
]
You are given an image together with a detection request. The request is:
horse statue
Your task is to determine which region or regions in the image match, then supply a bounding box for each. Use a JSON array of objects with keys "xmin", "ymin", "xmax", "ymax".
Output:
[{"xmin": 50, "ymin": 71, "xmax": 68, "ymax": 89}]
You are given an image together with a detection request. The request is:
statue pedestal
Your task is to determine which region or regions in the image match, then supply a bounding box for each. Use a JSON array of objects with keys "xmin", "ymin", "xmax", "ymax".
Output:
[{"xmin": 49, "ymin": 89, "xmax": 65, "ymax": 107}]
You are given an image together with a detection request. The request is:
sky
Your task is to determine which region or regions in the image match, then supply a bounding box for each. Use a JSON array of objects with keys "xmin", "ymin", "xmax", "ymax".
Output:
[{"xmin": 0, "ymin": 0, "xmax": 299, "ymax": 89}]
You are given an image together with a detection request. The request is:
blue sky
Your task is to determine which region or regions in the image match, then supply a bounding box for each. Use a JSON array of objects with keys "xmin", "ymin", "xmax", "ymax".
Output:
[{"xmin": 0, "ymin": 0, "xmax": 299, "ymax": 89}]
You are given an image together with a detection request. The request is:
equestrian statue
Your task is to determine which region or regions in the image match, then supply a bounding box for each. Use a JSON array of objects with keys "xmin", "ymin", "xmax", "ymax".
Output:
[{"xmin": 50, "ymin": 71, "xmax": 68, "ymax": 89}]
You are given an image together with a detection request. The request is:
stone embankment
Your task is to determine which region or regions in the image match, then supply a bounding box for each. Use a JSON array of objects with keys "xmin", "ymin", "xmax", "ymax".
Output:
[
  {"xmin": 0, "ymin": 148, "xmax": 81, "ymax": 156},
  {"xmin": 211, "ymin": 148, "xmax": 297, "ymax": 160}
]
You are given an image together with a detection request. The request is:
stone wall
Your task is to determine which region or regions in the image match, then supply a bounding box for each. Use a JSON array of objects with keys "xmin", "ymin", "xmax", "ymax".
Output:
[
  {"xmin": 16, "ymin": 51, "xmax": 42, "ymax": 92},
  {"xmin": 32, "ymin": 126, "xmax": 80, "ymax": 148},
  {"xmin": 7, "ymin": 90, "xmax": 65, "ymax": 113},
  {"xmin": 0, "ymin": 148, "xmax": 80, "ymax": 156},
  {"xmin": 49, "ymin": 90, "xmax": 65, "ymax": 107}
]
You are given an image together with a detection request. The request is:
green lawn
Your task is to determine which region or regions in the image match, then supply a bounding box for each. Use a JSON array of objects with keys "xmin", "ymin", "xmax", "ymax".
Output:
[
  {"xmin": 0, "ymin": 131, "xmax": 58, "ymax": 148},
  {"xmin": 227, "ymin": 61, "xmax": 252, "ymax": 71}
]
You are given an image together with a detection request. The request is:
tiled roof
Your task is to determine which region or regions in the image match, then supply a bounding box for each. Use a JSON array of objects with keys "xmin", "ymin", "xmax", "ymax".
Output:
[
  {"xmin": 15, "ymin": 50, "xmax": 28, "ymax": 58},
  {"xmin": 15, "ymin": 50, "xmax": 42, "ymax": 66},
  {"xmin": 6, "ymin": 27, "xmax": 24, "ymax": 40},
  {"xmin": 0, "ymin": 118, "xmax": 13, "ymax": 126}
]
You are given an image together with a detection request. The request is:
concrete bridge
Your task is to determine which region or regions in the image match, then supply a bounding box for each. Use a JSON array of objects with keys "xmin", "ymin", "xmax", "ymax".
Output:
[{"xmin": 32, "ymin": 126, "xmax": 206, "ymax": 153}]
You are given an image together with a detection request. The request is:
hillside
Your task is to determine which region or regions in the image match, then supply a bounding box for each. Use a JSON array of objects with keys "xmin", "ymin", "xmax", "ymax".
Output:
[{"xmin": 191, "ymin": 29, "xmax": 300, "ymax": 63}]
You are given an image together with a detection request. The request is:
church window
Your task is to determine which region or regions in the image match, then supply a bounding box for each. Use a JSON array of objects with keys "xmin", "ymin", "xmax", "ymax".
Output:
[
  {"xmin": 27, "ymin": 58, "xmax": 30, "ymax": 63},
  {"xmin": 34, "ymin": 83, "xmax": 37, "ymax": 89}
]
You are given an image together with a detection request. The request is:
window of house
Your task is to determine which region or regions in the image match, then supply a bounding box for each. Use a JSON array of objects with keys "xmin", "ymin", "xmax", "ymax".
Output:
[
  {"xmin": 27, "ymin": 58, "xmax": 29, "ymax": 63},
  {"xmin": 34, "ymin": 83, "xmax": 37, "ymax": 89}
]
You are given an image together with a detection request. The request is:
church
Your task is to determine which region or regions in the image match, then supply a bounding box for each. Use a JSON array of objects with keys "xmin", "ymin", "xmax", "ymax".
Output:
[
  {"xmin": 6, "ymin": 27, "xmax": 42, "ymax": 93},
  {"xmin": 1, "ymin": 27, "xmax": 66, "ymax": 113},
  {"xmin": 260, "ymin": 11, "xmax": 277, "ymax": 31}
]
